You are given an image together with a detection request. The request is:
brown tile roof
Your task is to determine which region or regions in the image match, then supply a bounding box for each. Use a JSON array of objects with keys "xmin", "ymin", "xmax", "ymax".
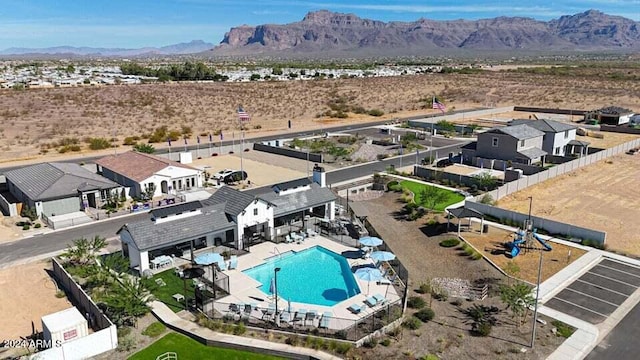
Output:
[{"xmin": 95, "ymin": 151, "xmax": 198, "ymax": 182}]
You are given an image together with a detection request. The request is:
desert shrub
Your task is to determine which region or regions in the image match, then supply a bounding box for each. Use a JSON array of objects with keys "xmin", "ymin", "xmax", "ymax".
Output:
[
  {"xmin": 363, "ymin": 338, "xmax": 378, "ymax": 348},
  {"xmin": 474, "ymin": 322, "xmax": 492, "ymax": 337},
  {"xmin": 22, "ymin": 225, "xmax": 30, "ymax": 231},
  {"xmin": 233, "ymin": 323, "xmax": 246, "ymax": 335},
  {"xmin": 479, "ymin": 194, "xmax": 495, "ymax": 205},
  {"xmin": 141, "ymin": 322, "xmax": 166, "ymax": 337},
  {"xmin": 416, "ymin": 283, "xmax": 431, "ymax": 294},
  {"xmin": 380, "ymin": 338, "xmax": 391, "ymax": 346},
  {"xmin": 450, "ymin": 298, "xmax": 463, "ymax": 306},
  {"xmin": 407, "ymin": 296, "xmax": 426, "ymax": 309},
  {"xmin": 422, "ymin": 355, "xmax": 439, "ymax": 360},
  {"xmin": 471, "ymin": 251, "xmax": 483, "ymax": 260},
  {"xmin": 34, "ymin": 223, "xmax": 42, "ymax": 228},
  {"xmin": 439, "ymin": 238, "xmax": 460, "ymax": 247},
  {"xmin": 285, "ymin": 335, "xmax": 299, "ymax": 346},
  {"xmin": 581, "ymin": 239, "xmax": 606, "ymax": 250},
  {"xmin": 415, "ymin": 308, "xmax": 435, "ymax": 322},
  {"xmin": 552, "ymin": 320, "xmax": 576, "ymax": 338},
  {"xmin": 123, "ymin": 137, "xmax": 137, "ymax": 145},
  {"xmin": 89, "ymin": 137, "xmax": 111, "ymax": 150},
  {"xmin": 402, "ymin": 317, "xmax": 422, "ymax": 330},
  {"xmin": 335, "ymin": 342, "xmax": 352, "ymax": 355},
  {"xmin": 21, "ymin": 205, "xmax": 38, "ymax": 221},
  {"xmin": 368, "ymin": 109, "xmax": 384, "ymax": 116}
]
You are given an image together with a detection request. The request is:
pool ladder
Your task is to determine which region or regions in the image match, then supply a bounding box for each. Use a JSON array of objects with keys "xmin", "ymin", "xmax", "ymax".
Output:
[{"xmin": 274, "ymin": 247, "xmax": 281, "ymax": 259}]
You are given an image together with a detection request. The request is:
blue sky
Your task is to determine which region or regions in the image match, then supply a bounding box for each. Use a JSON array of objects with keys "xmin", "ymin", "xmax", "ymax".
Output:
[{"xmin": 0, "ymin": 0, "xmax": 638, "ymax": 49}]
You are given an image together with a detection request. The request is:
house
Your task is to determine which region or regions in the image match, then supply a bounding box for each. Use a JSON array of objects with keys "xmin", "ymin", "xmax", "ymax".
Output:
[
  {"xmin": 95, "ymin": 151, "xmax": 203, "ymax": 199},
  {"xmin": 118, "ymin": 166, "xmax": 336, "ymax": 273},
  {"xmin": 509, "ymin": 119, "xmax": 584, "ymax": 156},
  {"xmin": 586, "ymin": 106, "xmax": 635, "ymax": 125},
  {"xmin": 462, "ymin": 124, "xmax": 547, "ymax": 165},
  {"xmin": 4, "ymin": 162, "xmax": 122, "ymax": 217}
]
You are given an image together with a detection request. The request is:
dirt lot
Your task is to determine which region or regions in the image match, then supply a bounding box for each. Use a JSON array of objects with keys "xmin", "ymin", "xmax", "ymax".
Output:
[
  {"xmin": 352, "ymin": 193, "xmax": 567, "ymax": 359},
  {"xmin": 1, "ymin": 66, "xmax": 638, "ymax": 163},
  {"xmin": 497, "ymin": 154, "xmax": 640, "ymax": 256},
  {"xmin": 0, "ymin": 260, "xmax": 71, "ymax": 341},
  {"xmin": 462, "ymin": 224, "xmax": 588, "ymax": 284}
]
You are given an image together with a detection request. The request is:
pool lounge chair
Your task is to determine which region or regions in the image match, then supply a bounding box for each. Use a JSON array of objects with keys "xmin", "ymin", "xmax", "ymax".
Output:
[
  {"xmin": 228, "ymin": 255, "xmax": 238, "ymax": 270},
  {"xmin": 364, "ymin": 296, "xmax": 378, "ymax": 307},
  {"xmin": 320, "ymin": 312, "xmax": 332, "ymax": 328},
  {"xmin": 306, "ymin": 310, "xmax": 318, "ymax": 325},
  {"xmin": 348, "ymin": 303, "xmax": 363, "ymax": 314},
  {"xmin": 373, "ymin": 294, "xmax": 386, "ymax": 305},
  {"xmin": 280, "ymin": 311, "xmax": 293, "ymax": 324},
  {"xmin": 378, "ymin": 274, "xmax": 397, "ymax": 285},
  {"xmin": 262, "ymin": 304, "xmax": 276, "ymax": 320},
  {"xmin": 294, "ymin": 309, "xmax": 307, "ymax": 322},
  {"xmin": 217, "ymin": 259, "xmax": 227, "ymax": 271},
  {"xmin": 285, "ymin": 234, "xmax": 293, "ymax": 243}
]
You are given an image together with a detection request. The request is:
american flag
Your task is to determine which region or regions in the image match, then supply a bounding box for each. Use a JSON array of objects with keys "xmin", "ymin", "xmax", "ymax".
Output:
[
  {"xmin": 237, "ymin": 106, "xmax": 250, "ymax": 122},
  {"xmin": 432, "ymin": 97, "xmax": 446, "ymax": 113}
]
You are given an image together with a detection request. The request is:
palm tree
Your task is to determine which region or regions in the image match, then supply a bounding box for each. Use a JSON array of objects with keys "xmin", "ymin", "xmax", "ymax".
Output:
[{"xmin": 500, "ymin": 282, "xmax": 535, "ymax": 326}]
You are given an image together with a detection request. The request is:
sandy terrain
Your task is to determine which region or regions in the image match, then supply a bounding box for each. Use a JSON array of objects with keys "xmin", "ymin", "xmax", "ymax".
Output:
[
  {"xmin": 462, "ymin": 224, "xmax": 587, "ymax": 284},
  {"xmin": 0, "ymin": 67, "xmax": 638, "ymax": 163},
  {"xmin": 0, "ymin": 214, "xmax": 22, "ymax": 243},
  {"xmin": 0, "ymin": 260, "xmax": 71, "ymax": 340},
  {"xmin": 497, "ymin": 154, "xmax": 640, "ymax": 256}
]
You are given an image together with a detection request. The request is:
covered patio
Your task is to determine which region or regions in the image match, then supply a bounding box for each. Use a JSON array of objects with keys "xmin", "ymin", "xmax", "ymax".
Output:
[{"xmin": 446, "ymin": 207, "xmax": 485, "ymax": 235}]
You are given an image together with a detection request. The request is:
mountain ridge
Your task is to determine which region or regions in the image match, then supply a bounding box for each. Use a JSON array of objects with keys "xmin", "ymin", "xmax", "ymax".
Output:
[{"xmin": 0, "ymin": 40, "xmax": 214, "ymax": 56}]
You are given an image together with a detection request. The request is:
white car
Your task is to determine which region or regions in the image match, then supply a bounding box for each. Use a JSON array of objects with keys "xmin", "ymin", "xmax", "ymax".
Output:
[{"xmin": 213, "ymin": 169, "xmax": 235, "ymax": 180}]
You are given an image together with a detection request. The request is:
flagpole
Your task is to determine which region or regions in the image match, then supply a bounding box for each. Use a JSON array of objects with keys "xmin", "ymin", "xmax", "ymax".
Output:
[
  {"xmin": 196, "ymin": 137, "xmax": 200, "ymax": 158},
  {"xmin": 241, "ymin": 130, "xmax": 245, "ymax": 183}
]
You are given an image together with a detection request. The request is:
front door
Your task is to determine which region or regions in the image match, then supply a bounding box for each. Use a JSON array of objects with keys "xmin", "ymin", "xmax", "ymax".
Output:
[
  {"xmin": 161, "ymin": 181, "xmax": 168, "ymax": 194},
  {"xmin": 87, "ymin": 193, "xmax": 97, "ymax": 208}
]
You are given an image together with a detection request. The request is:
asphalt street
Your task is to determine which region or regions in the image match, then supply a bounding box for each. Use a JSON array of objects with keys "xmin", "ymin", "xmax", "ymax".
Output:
[{"xmin": 585, "ymin": 301, "xmax": 640, "ymax": 360}]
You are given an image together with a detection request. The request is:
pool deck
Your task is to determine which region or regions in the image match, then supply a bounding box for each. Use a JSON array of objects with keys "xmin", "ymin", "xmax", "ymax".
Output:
[{"xmin": 216, "ymin": 236, "xmax": 401, "ymax": 326}]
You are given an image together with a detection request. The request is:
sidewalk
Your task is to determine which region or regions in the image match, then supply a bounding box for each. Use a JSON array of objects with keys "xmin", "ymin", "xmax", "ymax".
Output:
[{"xmin": 150, "ymin": 301, "xmax": 342, "ymax": 360}]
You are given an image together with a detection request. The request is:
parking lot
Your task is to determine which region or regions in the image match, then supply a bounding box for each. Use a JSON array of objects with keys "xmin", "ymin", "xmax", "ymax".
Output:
[{"xmin": 544, "ymin": 259, "xmax": 640, "ymax": 324}]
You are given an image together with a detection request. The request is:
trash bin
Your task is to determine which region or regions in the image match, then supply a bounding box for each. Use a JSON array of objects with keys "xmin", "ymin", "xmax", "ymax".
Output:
[{"xmin": 483, "ymin": 224, "xmax": 489, "ymax": 234}]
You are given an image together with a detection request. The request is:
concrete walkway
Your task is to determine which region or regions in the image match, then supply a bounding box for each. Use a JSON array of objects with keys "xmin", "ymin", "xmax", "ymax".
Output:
[{"xmin": 150, "ymin": 301, "xmax": 343, "ymax": 360}]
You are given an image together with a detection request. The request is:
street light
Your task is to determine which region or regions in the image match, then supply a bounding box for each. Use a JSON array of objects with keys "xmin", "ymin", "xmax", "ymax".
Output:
[
  {"xmin": 527, "ymin": 196, "xmax": 542, "ymax": 349},
  {"xmin": 274, "ymin": 267, "xmax": 281, "ymax": 320}
]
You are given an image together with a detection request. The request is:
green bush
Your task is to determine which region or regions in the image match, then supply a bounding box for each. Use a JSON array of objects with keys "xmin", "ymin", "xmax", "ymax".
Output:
[
  {"xmin": 123, "ymin": 136, "xmax": 138, "ymax": 145},
  {"xmin": 34, "ymin": 223, "xmax": 42, "ymax": 229},
  {"xmin": 368, "ymin": 109, "xmax": 384, "ymax": 117},
  {"xmin": 141, "ymin": 322, "xmax": 166, "ymax": 337},
  {"xmin": 363, "ymin": 338, "xmax": 378, "ymax": 348},
  {"xmin": 22, "ymin": 225, "xmax": 30, "ymax": 231},
  {"xmin": 407, "ymin": 296, "xmax": 426, "ymax": 309},
  {"xmin": 416, "ymin": 283, "xmax": 431, "ymax": 294},
  {"xmin": 415, "ymin": 308, "xmax": 435, "ymax": 322},
  {"xmin": 233, "ymin": 323, "xmax": 246, "ymax": 335},
  {"xmin": 285, "ymin": 336, "xmax": 300, "ymax": 346},
  {"xmin": 439, "ymin": 238, "xmax": 460, "ymax": 248},
  {"xmin": 380, "ymin": 338, "xmax": 391, "ymax": 346},
  {"xmin": 552, "ymin": 320, "xmax": 576, "ymax": 338},
  {"xmin": 471, "ymin": 251, "xmax": 483, "ymax": 260},
  {"xmin": 89, "ymin": 137, "xmax": 111, "ymax": 150},
  {"xmin": 422, "ymin": 355, "xmax": 439, "ymax": 360},
  {"xmin": 402, "ymin": 317, "xmax": 422, "ymax": 330},
  {"xmin": 474, "ymin": 322, "xmax": 492, "ymax": 337},
  {"xmin": 581, "ymin": 239, "xmax": 606, "ymax": 250},
  {"xmin": 335, "ymin": 342, "xmax": 352, "ymax": 355}
]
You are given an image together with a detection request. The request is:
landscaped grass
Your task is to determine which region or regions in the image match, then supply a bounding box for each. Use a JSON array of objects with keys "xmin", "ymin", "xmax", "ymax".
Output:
[
  {"xmin": 141, "ymin": 322, "xmax": 166, "ymax": 337},
  {"xmin": 142, "ymin": 269, "xmax": 196, "ymax": 313},
  {"xmin": 128, "ymin": 332, "xmax": 285, "ymax": 360},
  {"xmin": 399, "ymin": 180, "xmax": 465, "ymax": 211}
]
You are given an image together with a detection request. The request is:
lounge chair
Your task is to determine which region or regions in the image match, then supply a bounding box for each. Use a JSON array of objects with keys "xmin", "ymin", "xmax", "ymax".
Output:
[
  {"xmin": 378, "ymin": 274, "xmax": 397, "ymax": 285},
  {"xmin": 285, "ymin": 234, "xmax": 293, "ymax": 243},
  {"xmin": 320, "ymin": 312, "xmax": 332, "ymax": 328},
  {"xmin": 262, "ymin": 304, "xmax": 276, "ymax": 320},
  {"xmin": 280, "ymin": 311, "xmax": 293, "ymax": 324},
  {"xmin": 364, "ymin": 296, "xmax": 378, "ymax": 307},
  {"xmin": 348, "ymin": 303, "xmax": 363, "ymax": 314},
  {"xmin": 294, "ymin": 309, "xmax": 307, "ymax": 322},
  {"xmin": 229, "ymin": 255, "xmax": 238, "ymax": 270},
  {"xmin": 373, "ymin": 294, "xmax": 386, "ymax": 305},
  {"xmin": 306, "ymin": 310, "xmax": 317, "ymax": 325}
]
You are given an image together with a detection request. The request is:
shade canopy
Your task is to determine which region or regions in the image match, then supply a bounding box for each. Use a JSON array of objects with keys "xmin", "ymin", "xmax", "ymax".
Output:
[
  {"xmin": 355, "ymin": 267, "xmax": 384, "ymax": 282},
  {"xmin": 358, "ymin": 236, "xmax": 383, "ymax": 247},
  {"xmin": 194, "ymin": 252, "xmax": 223, "ymax": 266},
  {"xmin": 182, "ymin": 267, "xmax": 205, "ymax": 279},
  {"xmin": 370, "ymin": 251, "xmax": 396, "ymax": 262}
]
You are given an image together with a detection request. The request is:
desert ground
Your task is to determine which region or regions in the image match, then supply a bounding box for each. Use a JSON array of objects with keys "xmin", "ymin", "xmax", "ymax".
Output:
[
  {"xmin": 497, "ymin": 153, "xmax": 640, "ymax": 256},
  {"xmin": 0, "ymin": 65, "xmax": 638, "ymax": 163},
  {"xmin": 0, "ymin": 260, "xmax": 71, "ymax": 341}
]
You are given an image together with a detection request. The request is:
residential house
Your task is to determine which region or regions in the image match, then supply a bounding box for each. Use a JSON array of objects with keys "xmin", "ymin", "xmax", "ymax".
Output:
[
  {"xmin": 95, "ymin": 151, "xmax": 203, "ymax": 199},
  {"xmin": 509, "ymin": 119, "xmax": 585, "ymax": 156},
  {"xmin": 462, "ymin": 124, "xmax": 547, "ymax": 165},
  {"xmin": 586, "ymin": 106, "xmax": 635, "ymax": 125},
  {"xmin": 4, "ymin": 162, "xmax": 122, "ymax": 217},
  {"xmin": 118, "ymin": 166, "xmax": 336, "ymax": 273}
]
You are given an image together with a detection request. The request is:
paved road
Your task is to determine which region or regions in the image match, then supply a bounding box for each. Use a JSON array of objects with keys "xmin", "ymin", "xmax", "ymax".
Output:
[
  {"xmin": 0, "ymin": 212, "xmax": 147, "ymax": 268},
  {"xmin": 585, "ymin": 301, "xmax": 640, "ymax": 360}
]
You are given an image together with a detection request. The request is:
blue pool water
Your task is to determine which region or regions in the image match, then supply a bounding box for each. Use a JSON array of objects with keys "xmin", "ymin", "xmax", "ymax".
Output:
[{"xmin": 243, "ymin": 246, "xmax": 361, "ymax": 306}]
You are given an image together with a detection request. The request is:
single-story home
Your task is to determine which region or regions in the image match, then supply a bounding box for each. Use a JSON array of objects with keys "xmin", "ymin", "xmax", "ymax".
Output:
[
  {"xmin": 118, "ymin": 166, "xmax": 336, "ymax": 273},
  {"xmin": 4, "ymin": 162, "xmax": 122, "ymax": 217},
  {"xmin": 586, "ymin": 106, "xmax": 635, "ymax": 125},
  {"xmin": 95, "ymin": 151, "xmax": 203, "ymax": 199}
]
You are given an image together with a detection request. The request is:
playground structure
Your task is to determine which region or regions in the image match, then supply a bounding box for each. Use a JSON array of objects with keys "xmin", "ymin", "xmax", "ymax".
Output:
[{"xmin": 508, "ymin": 220, "xmax": 552, "ymax": 258}]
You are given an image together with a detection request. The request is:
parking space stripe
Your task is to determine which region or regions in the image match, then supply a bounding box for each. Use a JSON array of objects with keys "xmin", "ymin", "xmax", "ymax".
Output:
[
  {"xmin": 551, "ymin": 297, "xmax": 610, "ymax": 318},
  {"xmin": 563, "ymin": 287, "xmax": 620, "ymax": 307},
  {"xmin": 597, "ymin": 264, "xmax": 640, "ymax": 279},
  {"xmin": 600, "ymin": 259, "xmax": 640, "ymax": 277},
  {"xmin": 575, "ymin": 279, "xmax": 631, "ymax": 298},
  {"xmin": 588, "ymin": 271, "xmax": 640, "ymax": 288}
]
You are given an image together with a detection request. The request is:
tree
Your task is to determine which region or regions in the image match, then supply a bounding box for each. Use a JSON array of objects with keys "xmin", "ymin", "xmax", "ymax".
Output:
[
  {"xmin": 271, "ymin": 67, "xmax": 283, "ymax": 75},
  {"xmin": 133, "ymin": 143, "xmax": 155, "ymax": 154},
  {"xmin": 419, "ymin": 186, "xmax": 449, "ymax": 212},
  {"xmin": 144, "ymin": 183, "xmax": 156, "ymax": 200},
  {"xmin": 62, "ymin": 236, "xmax": 107, "ymax": 266},
  {"xmin": 499, "ymin": 282, "xmax": 535, "ymax": 326},
  {"xmin": 66, "ymin": 64, "xmax": 75, "ymax": 74},
  {"xmin": 21, "ymin": 205, "xmax": 38, "ymax": 221},
  {"xmin": 436, "ymin": 120, "xmax": 456, "ymax": 132},
  {"xmin": 473, "ymin": 171, "xmax": 497, "ymax": 191},
  {"xmin": 249, "ymin": 73, "xmax": 261, "ymax": 81}
]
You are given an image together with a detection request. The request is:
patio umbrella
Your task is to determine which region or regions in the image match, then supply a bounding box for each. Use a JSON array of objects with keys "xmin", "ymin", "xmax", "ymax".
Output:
[
  {"xmin": 194, "ymin": 252, "xmax": 223, "ymax": 266},
  {"xmin": 370, "ymin": 251, "xmax": 396, "ymax": 262},
  {"xmin": 182, "ymin": 267, "xmax": 205, "ymax": 279},
  {"xmin": 358, "ymin": 236, "xmax": 383, "ymax": 247},
  {"xmin": 355, "ymin": 268, "xmax": 384, "ymax": 295}
]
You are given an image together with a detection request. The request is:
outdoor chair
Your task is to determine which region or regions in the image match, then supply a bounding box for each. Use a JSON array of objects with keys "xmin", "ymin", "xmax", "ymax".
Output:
[
  {"xmin": 373, "ymin": 294, "xmax": 387, "ymax": 306},
  {"xmin": 320, "ymin": 312, "xmax": 332, "ymax": 328},
  {"xmin": 155, "ymin": 278, "xmax": 166, "ymax": 287},
  {"xmin": 280, "ymin": 311, "xmax": 293, "ymax": 324},
  {"xmin": 306, "ymin": 310, "xmax": 318, "ymax": 325},
  {"xmin": 284, "ymin": 234, "xmax": 293, "ymax": 243},
  {"xmin": 364, "ymin": 296, "xmax": 378, "ymax": 307},
  {"xmin": 217, "ymin": 259, "xmax": 227, "ymax": 271},
  {"xmin": 294, "ymin": 309, "xmax": 307, "ymax": 322},
  {"xmin": 378, "ymin": 274, "xmax": 397, "ymax": 285},
  {"xmin": 229, "ymin": 255, "xmax": 238, "ymax": 270},
  {"xmin": 348, "ymin": 303, "xmax": 363, "ymax": 314}
]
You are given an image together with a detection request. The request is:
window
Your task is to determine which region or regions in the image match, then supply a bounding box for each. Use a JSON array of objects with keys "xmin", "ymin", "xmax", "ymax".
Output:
[
  {"xmin": 564, "ymin": 130, "xmax": 569, "ymax": 139},
  {"xmin": 492, "ymin": 137, "xmax": 499, "ymax": 147},
  {"xmin": 520, "ymin": 140, "xmax": 525, "ymax": 147},
  {"xmin": 253, "ymin": 208, "xmax": 258, "ymax": 216},
  {"xmin": 555, "ymin": 147, "xmax": 560, "ymax": 155}
]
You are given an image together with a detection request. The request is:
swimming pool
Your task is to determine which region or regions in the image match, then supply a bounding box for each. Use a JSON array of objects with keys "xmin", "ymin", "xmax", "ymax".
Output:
[{"xmin": 243, "ymin": 246, "xmax": 361, "ymax": 306}]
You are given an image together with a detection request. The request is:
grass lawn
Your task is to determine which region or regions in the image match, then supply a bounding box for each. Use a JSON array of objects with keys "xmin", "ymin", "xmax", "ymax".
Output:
[
  {"xmin": 142, "ymin": 269, "xmax": 196, "ymax": 312},
  {"xmin": 400, "ymin": 180, "xmax": 465, "ymax": 211},
  {"xmin": 129, "ymin": 332, "xmax": 285, "ymax": 360}
]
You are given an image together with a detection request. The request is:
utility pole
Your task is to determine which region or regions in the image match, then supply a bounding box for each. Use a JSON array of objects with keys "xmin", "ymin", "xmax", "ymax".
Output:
[{"xmin": 532, "ymin": 249, "xmax": 543, "ymax": 348}]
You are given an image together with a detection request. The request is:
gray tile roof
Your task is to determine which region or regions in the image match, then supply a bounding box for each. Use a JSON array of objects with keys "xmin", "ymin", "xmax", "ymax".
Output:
[
  {"xmin": 492, "ymin": 124, "xmax": 545, "ymax": 140},
  {"xmin": 273, "ymin": 178, "xmax": 312, "ymax": 193},
  {"xmin": 259, "ymin": 183, "xmax": 336, "ymax": 217},
  {"xmin": 151, "ymin": 201, "xmax": 203, "ymax": 219},
  {"xmin": 518, "ymin": 147, "xmax": 548, "ymax": 160},
  {"xmin": 510, "ymin": 119, "xmax": 577, "ymax": 133},
  {"xmin": 568, "ymin": 140, "xmax": 590, "ymax": 147},
  {"xmin": 5, "ymin": 162, "xmax": 119, "ymax": 201},
  {"xmin": 201, "ymin": 186, "xmax": 257, "ymax": 216},
  {"xmin": 120, "ymin": 203, "xmax": 234, "ymax": 251}
]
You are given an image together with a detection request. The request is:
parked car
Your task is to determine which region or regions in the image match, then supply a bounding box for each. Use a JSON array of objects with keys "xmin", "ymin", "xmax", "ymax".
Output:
[
  {"xmin": 213, "ymin": 169, "xmax": 235, "ymax": 180},
  {"xmin": 436, "ymin": 159, "xmax": 453, "ymax": 168}
]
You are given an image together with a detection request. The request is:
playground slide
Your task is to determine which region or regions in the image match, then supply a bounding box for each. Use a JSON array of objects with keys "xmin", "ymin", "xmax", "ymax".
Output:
[
  {"xmin": 532, "ymin": 232, "xmax": 553, "ymax": 251},
  {"xmin": 510, "ymin": 244, "xmax": 521, "ymax": 258}
]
